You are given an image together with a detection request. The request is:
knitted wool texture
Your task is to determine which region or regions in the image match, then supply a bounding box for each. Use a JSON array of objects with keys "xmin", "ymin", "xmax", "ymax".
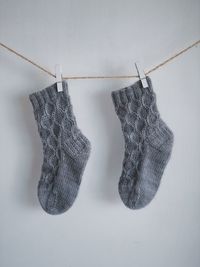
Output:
[
  {"xmin": 112, "ymin": 77, "xmax": 174, "ymax": 209},
  {"xmin": 29, "ymin": 81, "xmax": 91, "ymax": 215}
]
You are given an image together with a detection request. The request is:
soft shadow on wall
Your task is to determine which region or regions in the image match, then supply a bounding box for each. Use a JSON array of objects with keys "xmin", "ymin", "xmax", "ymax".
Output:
[
  {"xmin": 15, "ymin": 71, "xmax": 49, "ymax": 209},
  {"xmin": 93, "ymin": 78, "xmax": 128, "ymax": 204}
]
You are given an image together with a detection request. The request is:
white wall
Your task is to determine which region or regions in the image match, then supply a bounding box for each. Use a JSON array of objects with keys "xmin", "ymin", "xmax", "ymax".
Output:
[{"xmin": 0, "ymin": 1, "xmax": 200, "ymax": 267}]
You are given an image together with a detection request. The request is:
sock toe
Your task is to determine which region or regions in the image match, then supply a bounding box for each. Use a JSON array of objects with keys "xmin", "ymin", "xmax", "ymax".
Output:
[{"xmin": 38, "ymin": 181, "xmax": 79, "ymax": 215}]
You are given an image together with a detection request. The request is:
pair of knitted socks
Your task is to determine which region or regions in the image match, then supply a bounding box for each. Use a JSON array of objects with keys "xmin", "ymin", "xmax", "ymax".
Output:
[{"xmin": 29, "ymin": 77, "xmax": 174, "ymax": 215}]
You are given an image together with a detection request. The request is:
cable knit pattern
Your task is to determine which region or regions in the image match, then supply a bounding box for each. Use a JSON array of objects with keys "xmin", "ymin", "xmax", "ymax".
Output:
[
  {"xmin": 112, "ymin": 77, "xmax": 174, "ymax": 209},
  {"xmin": 29, "ymin": 81, "xmax": 91, "ymax": 215}
]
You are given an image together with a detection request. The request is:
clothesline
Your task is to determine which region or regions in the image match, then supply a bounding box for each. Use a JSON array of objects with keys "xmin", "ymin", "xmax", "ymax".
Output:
[{"xmin": 0, "ymin": 40, "xmax": 200, "ymax": 80}]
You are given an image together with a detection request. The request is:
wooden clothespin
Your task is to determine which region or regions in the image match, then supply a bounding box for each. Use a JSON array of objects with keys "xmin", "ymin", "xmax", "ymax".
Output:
[
  {"xmin": 55, "ymin": 64, "xmax": 63, "ymax": 92},
  {"xmin": 135, "ymin": 62, "xmax": 148, "ymax": 88}
]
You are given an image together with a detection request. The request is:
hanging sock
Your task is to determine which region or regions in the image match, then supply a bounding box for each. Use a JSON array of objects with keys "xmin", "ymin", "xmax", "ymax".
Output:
[
  {"xmin": 29, "ymin": 81, "xmax": 91, "ymax": 215},
  {"xmin": 111, "ymin": 77, "xmax": 174, "ymax": 209}
]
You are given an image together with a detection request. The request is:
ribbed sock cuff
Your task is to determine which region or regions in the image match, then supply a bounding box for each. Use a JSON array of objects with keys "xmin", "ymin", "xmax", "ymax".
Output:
[
  {"xmin": 111, "ymin": 76, "xmax": 153, "ymax": 108},
  {"xmin": 29, "ymin": 81, "xmax": 69, "ymax": 113}
]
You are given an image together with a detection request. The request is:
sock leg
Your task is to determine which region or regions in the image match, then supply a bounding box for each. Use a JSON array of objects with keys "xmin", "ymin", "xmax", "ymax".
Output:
[
  {"xmin": 29, "ymin": 81, "xmax": 91, "ymax": 215},
  {"xmin": 112, "ymin": 77, "xmax": 174, "ymax": 209}
]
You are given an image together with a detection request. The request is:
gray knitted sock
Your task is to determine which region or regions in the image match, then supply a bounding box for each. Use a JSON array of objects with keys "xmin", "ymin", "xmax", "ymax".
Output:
[
  {"xmin": 112, "ymin": 77, "xmax": 174, "ymax": 209},
  {"xmin": 29, "ymin": 81, "xmax": 91, "ymax": 215}
]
